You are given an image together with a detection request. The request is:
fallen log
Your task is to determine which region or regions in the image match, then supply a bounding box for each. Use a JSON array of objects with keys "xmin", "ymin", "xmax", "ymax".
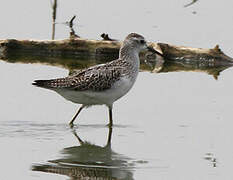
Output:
[
  {"xmin": 1, "ymin": 38, "xmax": 233, "ymax": 65},
  {"xmin": 0, "ymin": 38, "xmax": 121, "ymax": 60},
  {"xmin": 0, "ymin": 38, "xmax": 232, "ymax": 79},
  {"xmin": 157, "ymin": 43, "xmax": 233, "ymax": 65}
]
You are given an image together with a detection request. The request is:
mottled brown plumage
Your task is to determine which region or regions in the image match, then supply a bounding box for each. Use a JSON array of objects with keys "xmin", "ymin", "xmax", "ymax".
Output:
[{"xmin": 33, "ymin": 59, "xmax": 134, "ymax": 91}]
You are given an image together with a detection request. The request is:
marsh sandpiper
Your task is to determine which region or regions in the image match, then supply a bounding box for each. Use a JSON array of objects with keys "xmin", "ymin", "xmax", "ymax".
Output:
[{"xmin": 33, "ymin": 33, "xmax": 154, "ymax": 127}]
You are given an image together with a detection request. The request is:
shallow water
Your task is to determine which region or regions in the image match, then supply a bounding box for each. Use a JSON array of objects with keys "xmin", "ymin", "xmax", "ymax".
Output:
[
  {"xmin": 1, "ymin": 59, "xmax": 233, "ymax": 179},
  {"xmin": 1, "ymin": 0, "xmax": 233, "ymax": 180}
]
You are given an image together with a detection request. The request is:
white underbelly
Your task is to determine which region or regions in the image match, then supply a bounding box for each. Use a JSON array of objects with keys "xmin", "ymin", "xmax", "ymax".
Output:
[{"xmin": 54, "ymin": 76, "xmax": 136, "ymax": 107}]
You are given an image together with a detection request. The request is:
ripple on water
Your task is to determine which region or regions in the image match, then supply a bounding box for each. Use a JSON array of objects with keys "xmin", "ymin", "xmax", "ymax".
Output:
[{"xmin": 0, "ymin": 121, "xmax": 70, "ymax": 139}]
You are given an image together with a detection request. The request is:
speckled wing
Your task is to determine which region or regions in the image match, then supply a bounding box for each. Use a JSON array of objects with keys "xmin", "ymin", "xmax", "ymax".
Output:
[{"xmin": 33, "ymin": 60, "xmax": 125, "ymax": 91}]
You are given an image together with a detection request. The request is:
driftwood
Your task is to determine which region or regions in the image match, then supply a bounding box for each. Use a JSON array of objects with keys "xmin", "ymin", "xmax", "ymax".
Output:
[
  {"xmin": 0, "ymin": 38, "xmax": 232, "ymax": 64},
  {"xmin": 157, "ymin": 43, "xmax": 233, "ymax": 65},
  {"xmin": 0, "ymin": 38, "xmax": 233, "ymax": 79},
  {"xmin": 0, "ymin": 38, "xmax": 121, "ymax": 60}
]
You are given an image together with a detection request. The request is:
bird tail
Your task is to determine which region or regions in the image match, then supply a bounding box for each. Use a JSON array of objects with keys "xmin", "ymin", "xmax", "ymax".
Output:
[{"xmin": 32, "ymin": 78, "xmax": 71, "ymax": 89}]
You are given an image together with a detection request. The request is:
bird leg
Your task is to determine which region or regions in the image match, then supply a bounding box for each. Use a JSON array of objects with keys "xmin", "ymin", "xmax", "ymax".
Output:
[
  {"xmin": 106, "ymin": 126, "xmax": 113, "ymax": 147},
  {"xmin": 107, "ymin": 107, "xmax": 113, "ymax": 127},
  {"xmin": 69, "ymin": 105, "xmax": 85, "ymax": 127}
]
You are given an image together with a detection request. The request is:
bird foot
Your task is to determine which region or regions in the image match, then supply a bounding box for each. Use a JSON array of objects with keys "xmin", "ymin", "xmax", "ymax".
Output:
[
  {"xmin": 106, "ymin": 123, "xmax": 113, "ymax": 128},
  {"xmin": 69, "ymin": 122, "xmax": 74, "ymax": 128}
]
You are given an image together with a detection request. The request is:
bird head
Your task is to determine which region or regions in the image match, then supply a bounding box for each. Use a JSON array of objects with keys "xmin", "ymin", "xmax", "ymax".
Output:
[{"xmin": 123, "ymin": 33, "xmax": 148, "ymax": 52}]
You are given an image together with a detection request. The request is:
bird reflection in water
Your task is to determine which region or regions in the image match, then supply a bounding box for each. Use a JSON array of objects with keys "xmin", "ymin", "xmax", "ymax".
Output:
[{"xmin": 32, "ymin": 127, "xmax": 134, "ymax": 180}]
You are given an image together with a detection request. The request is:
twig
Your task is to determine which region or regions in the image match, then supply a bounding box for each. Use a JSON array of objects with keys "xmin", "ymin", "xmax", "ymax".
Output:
[
  {"xmin": 69, "ymin": 15, "xmax": 80, "ymax": 39},
  {"xmin": 100, "ymin": 33, "xmax": 116, "ymax": 41},
  {"xmin": 51, "ymin": 0, "xmax": 57, "ymax": 40},
  {"xmin": 184, "ymin": 0, "xmax": 198, "ymax": 7}
]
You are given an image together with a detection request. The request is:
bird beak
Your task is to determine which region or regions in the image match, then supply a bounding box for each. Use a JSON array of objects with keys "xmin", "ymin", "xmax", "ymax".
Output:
[{"xmin": 146, "ymin": 45, "xmax": 164, "ymax": 57}]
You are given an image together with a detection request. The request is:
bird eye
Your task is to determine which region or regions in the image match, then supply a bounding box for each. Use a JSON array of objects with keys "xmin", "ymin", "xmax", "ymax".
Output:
[{"xmin": 140, "ymin": 39, "xmax": 145, "ymax": 44}]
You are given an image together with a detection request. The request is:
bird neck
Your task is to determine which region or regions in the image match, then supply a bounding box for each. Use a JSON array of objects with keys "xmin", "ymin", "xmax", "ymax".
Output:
[
  {"xmin": 119, "ymin": 44, "xmax": 140, "ymax": 79},
  {"xmin": 119, "ymin": 44, "xmax": 140, "ymax": 65}
]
